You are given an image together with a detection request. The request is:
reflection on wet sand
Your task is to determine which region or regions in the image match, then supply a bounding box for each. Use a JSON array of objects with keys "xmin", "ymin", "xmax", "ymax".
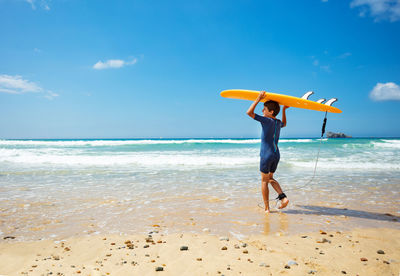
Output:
[{"xmin": 263, "ymin": 211, "xmax": 288, "ymax": 235}]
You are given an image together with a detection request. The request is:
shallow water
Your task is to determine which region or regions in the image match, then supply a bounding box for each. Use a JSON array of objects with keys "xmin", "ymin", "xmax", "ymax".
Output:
[{"xmin": 0, "ymin": 138, "xmax": 399, "ymax": 241}]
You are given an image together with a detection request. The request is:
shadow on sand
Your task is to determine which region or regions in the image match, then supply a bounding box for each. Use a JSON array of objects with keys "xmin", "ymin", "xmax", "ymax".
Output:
[{"xmin": 284, "ymin": 205, "xmax": 399, "ymax": 223}]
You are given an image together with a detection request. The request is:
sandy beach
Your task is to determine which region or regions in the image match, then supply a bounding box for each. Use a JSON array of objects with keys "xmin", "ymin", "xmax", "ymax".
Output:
[{"xmin": 1, "ymin": 226, "xmax": 399, "ymax": 275}]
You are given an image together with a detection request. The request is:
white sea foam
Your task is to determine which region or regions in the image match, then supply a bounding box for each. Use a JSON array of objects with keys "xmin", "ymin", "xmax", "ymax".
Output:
[
  {"xmin": 0, "ymin": 139, "xmax": 260, "ymax": 146},
  {"xmin": 288, "ymin": 160, "xmax": 400, "ymax": 170},
  {"xmin": 372, "ymin": 139, "xmax": 400, "ymax": 149},
  {"xmin": 0, "ymin": 148, "xmax": 256, "ymax": 167},
  {"xmin": 280, "ymin": 139, "xmax": 315, "ymax": 143}
]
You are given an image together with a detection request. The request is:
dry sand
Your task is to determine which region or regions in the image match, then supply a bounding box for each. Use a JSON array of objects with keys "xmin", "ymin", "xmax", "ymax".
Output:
[{"xmin": 0, "ymin": 227, "xmax": 399, "ymax": 276}]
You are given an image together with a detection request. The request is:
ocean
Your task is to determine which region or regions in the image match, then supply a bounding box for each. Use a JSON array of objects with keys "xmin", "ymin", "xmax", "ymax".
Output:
[{"xmin": 1, "ymin": 138, "xmax": 399, "ymax": 240}]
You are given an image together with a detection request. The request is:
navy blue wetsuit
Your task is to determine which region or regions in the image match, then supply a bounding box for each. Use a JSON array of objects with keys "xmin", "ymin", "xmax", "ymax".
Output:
[{"xmin": 254, "ymin": 114, "xmax": 284, "ymax": 174}]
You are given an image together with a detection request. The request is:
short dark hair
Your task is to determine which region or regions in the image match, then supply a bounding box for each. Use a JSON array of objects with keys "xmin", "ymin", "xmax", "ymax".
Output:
[{"xmin": 264, "ymin": 100, "xmax": 280, "ymax": 117}]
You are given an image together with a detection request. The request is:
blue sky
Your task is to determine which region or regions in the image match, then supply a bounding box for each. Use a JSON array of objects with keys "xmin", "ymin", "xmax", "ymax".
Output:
[{"xmin": 1, "ymin": 0, "xmax": 399, "ymax": 139}]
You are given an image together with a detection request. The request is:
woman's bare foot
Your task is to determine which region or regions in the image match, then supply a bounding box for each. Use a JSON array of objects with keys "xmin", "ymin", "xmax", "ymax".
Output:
[
  {"xmin": 265, "ymin": 208, "xmax": 270, "ymax": 214},
  {"xmin": 278, "ymin": 198, "xmax": 289, "ymax": 209}
]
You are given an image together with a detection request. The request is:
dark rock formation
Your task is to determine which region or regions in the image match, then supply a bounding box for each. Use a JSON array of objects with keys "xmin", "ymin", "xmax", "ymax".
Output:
[{"xmin": 326, "ymin": 132, "xmax": 352, "ymax": 138}]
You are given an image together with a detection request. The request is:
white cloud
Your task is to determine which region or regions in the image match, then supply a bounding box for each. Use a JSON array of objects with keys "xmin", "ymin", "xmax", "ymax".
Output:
[
  {"xmin": 26, "ymin": 0, "xmax": 51, "ymax": 11},
  {"xmin": 369, "ymin": 82, "xmax": 400, "ymax": 101},
  {"xmin": 26, "ymin": 0, "xmax": 35, "ymax": 9},
  {"xmin": 0, "ymin": 74, "xmax": 58, "ymax": 99},
  {"xmin": 350, "ymin": 0, "xmax": 400, "ymax": 22},
  {"xmin": 93, "ymin": 58, "xmax": 137, "ymax": 70}
]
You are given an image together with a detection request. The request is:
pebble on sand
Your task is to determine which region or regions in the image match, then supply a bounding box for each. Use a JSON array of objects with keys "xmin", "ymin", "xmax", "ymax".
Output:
[
  {"xmin": 155, "ymin": 266, "xmax": 164, "ymax": 271},
  {"xmin": 317, "ymin": 238, "xmax": 331, "ymax": 243},
  {"xmin": 180, "ymin": 246, "xmax": 189, "ymax": 251},
  {"xmin": 287, "ymin": 260, "xmax": 298, "ymax": 266},
  {"xmin": 243, "ymin": 250, "xmax": 248, "ymax": 254},
  {"xmin": 377, "ymin": 250, "xmax": 385, "ymax": 254},
  {"xmin": 221, "ymin": 246, "xmax": 227, "ymax": 250},
  {"xmin": 360, "ymin": 257, "xmax": 368, "ymax": 262},
  {"xmin": 220, "ymin": 237, "xmax": 229, "ymax": 241}
]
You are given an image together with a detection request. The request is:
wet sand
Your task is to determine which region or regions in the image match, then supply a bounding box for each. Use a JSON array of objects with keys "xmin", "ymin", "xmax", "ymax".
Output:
[{"xmin": 1, "ymin": 227, "xmax": 399, "ymax": 275}]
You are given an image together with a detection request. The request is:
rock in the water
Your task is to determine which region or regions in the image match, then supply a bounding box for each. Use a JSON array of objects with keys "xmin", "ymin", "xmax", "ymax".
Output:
[
  {"xmin": 180, "ymin": 246, "xmax": 189, "ymax": 251},
  {"xmin": 377, "ymin": 250, "xmax": 385, "ymax": 254},
  {"xmin": 219, "ymin": 237, "xmax": 229, "ymax": 241},
  {"xmin": 287, "ymin": 260, "xmax": 298, "ymax": 266},
  {"xmin": 326, "ymin": 132, "xmax": 352, "ymax": 138}
]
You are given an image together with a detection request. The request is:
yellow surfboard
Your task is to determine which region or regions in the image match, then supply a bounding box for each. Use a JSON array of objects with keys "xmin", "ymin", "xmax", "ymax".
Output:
[{"xmin": 221, "ymin": 89, "xmax": 342, "ymax": 113}]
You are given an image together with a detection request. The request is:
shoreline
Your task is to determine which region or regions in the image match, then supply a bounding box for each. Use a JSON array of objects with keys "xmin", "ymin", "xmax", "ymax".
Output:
[{"xmin": 1, "ymin": 227, "xmax": 399, "ymax": 275}]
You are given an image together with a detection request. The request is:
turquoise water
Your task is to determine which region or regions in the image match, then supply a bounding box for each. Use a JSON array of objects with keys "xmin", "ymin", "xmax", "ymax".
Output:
[{"xmin": 0, "ymin": 138, "xmax": 399, "ymax": 240}]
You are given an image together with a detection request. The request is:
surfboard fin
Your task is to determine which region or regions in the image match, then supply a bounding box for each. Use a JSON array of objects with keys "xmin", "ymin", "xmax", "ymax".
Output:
[
  {"xmin": 325, "ymin": 98, "xmax": 338, "ymax": 106},
  {"xmin": 316, "ymin": 98, "xmax": 326, "ymax": 104},
  {"xmin": 301, "ymin": 91, "xmax": 314, "ymax": 100}
]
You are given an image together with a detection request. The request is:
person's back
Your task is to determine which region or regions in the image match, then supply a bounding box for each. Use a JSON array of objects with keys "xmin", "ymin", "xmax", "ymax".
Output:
[
  {"xmin": 254, "ymin": 113, "xmax": 283, "ymax": 159},
  {"xmin": 246, "ymin": 91, "xmax": 289, "ymax": 213}
]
